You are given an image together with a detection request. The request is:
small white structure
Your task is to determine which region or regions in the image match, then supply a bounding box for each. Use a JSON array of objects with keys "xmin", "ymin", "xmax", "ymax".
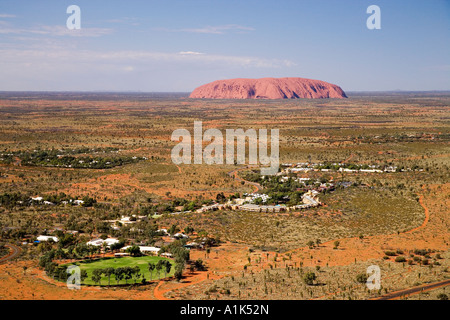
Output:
[
  {"xmin": 86, "ymin": 238, "xmax": 119, "ymax": 247},
  {"xmin": 243, "ymin": 193, "xmax": 270, "ymax": 204},
  {"xmin": 114, "ymin": 252, "xmax": 130, "ymax": 257},
  {"xmin": 360, "ymin": 169, "xmax": 383, "ymax": 173},
  {"xmin": 32, "ymin": 196, "xmax": 43, "ymax": 201},
  {"xmin": 37, "ymin": 235, "xmax": 59, "ymax": 242},
  {"xmin": 121, "ymin": 246, "xmax": 160, "ymax": 254},
  {"xmin": 173, "ymin": 233, "xmax": 189, "ymax": 239},
  {"xmin": 161, "ymin": 252, "xmax": 172, "ymax": 257}
]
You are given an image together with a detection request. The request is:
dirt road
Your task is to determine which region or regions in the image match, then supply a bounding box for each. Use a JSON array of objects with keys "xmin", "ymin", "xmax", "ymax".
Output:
[
  {"xmin": 0, "ymin": 244, "xmax": 21, "ymax": 264},
  {"xmin": 373, "ymin": 279, "xmax": 450, "ymax": 300},
  {"xmin": 228, "ymin": 166, "xmax": 262, "ymax": 193}
]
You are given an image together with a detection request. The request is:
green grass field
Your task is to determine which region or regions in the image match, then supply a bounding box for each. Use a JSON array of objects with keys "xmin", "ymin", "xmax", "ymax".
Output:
[{"xmin": 66, "ymin": 256, "xmax": 174, "ymax": 286}]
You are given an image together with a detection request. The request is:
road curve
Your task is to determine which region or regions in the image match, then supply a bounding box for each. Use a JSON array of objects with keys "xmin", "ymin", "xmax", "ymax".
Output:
[
  {"xmin": 0, "ymin": 243, "xmax": 22, "ymax": 264},
  {"xmin": 372, "ymin": 279, "xmax": 450, "ymax": 300},
  {"xmin": 227, "ymin": 166, "xmax": 262, "ymax": 193}
]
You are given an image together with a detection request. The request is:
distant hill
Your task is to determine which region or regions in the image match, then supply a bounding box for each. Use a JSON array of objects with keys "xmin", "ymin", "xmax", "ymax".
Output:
[{"xmin": 189, "ymin": 77, "xmax": 347, "ymax": 99}]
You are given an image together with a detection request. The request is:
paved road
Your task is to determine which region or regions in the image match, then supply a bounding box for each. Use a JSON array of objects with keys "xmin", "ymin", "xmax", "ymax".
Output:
[
  {"xmin": 0, "ymin": 243, "xmax": 22, "ymax": 264},
  {"xmin": 372, "ymin": 279, "xmax": 450, "ymax": 300}
]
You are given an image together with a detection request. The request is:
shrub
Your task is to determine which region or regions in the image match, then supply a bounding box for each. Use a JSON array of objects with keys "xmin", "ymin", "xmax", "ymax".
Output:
[
  {"xmin": 437, "ymin": 293, "xmax": 448, "ymax": 301},
  {"xmin": 414, "ymin": 249, "xmax": 427, "ymax": 256},
  {"xmin": 356, "ymin": 273, "xmax": 368, "ymax": 284},
  {"xmin": 395, "ymin": 256, "xmax": 406, "ymax": 263},
  {"xmin": 193, "ymin": 259, "xmax": 207, "ymax": 271},
  {"xmin": 206, "ymin": 285, "xmax": 217, "ymax": 293},
  {"xmin": 303, "ymin": 272, "xmax": 316, "ymax": 285}
]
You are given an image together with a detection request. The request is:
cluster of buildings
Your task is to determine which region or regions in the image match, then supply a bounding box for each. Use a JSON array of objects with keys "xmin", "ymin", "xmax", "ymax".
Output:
[
  {"xmin": 83, "ymin": 226, "xmax": 197, "ymax": 257},
  {"xmin": 195, "ymin": 190, "xmax": 321, "ymax": 214},
  {"xmin": 30, "ymin": 196, "xmax": 84, "ymax": 206},
  {"xmin": 242, "ymin": 193, "xmax": 270, "ymax": 203},
  {"xmin": 106, "ymin": 215, "xmax": 148, "ymax": 230},
  {"xmin": 279, "ymin": 162, "xmax": 403, "ymax": 174}
]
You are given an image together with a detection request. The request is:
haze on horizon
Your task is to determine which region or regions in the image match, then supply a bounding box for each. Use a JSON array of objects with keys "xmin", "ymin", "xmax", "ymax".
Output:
[{"xmin": 0, "ymin": 0, "xmax": 449, "ymax": 92}]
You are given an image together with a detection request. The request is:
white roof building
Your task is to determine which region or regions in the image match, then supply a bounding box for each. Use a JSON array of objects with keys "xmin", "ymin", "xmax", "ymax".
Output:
[
  {"xmin": 37, "ymin": 235, "xmax": 59, "ymax": 242},
  {"xmin": 161, "ymin": 252, "xmax": 172, "ymax": 257},
  {"xmin": 173, "ymin": 233, "xmax": 189, "ymax": 239},
  {"xmin": 86, "ymin": 238, "xmax": 119, "ymax": 247},
  {"xmin": 121, "ymin": 246, "xmax": 160, "ymax": 254}
]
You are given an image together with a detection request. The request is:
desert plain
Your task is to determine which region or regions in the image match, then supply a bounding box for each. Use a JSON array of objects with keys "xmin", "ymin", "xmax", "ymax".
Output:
[{"xmin": 0, "ymin": 91, "xmax": 449, "ymax": 300}]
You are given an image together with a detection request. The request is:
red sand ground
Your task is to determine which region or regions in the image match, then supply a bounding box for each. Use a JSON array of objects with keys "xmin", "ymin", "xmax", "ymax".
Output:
[{"xmin": 0, "ymin": 180, "xmax": 447, "ymax": 299}]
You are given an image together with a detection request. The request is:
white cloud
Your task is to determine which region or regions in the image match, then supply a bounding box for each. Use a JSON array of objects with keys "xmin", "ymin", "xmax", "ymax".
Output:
[
  {"xmin": 0, "ymin": 25, "xmax": 113, "ymax": 37},
  {"xmin": 0, "ymin": 47, "xmax": 297, "ymax": 91},
  {"xmin": 103, "ymin": 17, "xmax": 140, "ymax": 26},
  {"xmin": 122, "ymin": 66, "xmax": 135, "ymax": 72},
  {"xmin": 178, "ymin": 51, "xmax": 205, "ymax": 55},
  {"xmin": 0, "ymin": 46, "xmax": 297, "ymax": 90},
  {"xmin": 0, "ymin": 14, "xmax": 16, "ymax": 18},
  {"xmin": 158, "ymin": 24, "xmax": 255, "ymax": 35},
  {"xmin": 0, "ymin": 47, "xmax": 296, "ymax": 68},
  {"xmin": 0, "ymin": 47, "xmax": 289, "ymax": 67}
]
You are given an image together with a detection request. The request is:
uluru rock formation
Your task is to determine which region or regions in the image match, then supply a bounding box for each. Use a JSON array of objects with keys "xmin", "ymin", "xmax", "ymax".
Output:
[{"xmin": 189, "ymin": 77, "xmax": 347, "ymax": 99}]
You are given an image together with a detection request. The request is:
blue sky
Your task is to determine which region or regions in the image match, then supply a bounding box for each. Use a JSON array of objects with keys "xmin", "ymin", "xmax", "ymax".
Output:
[{"xmin": 0, "ymin": 0, "xmax": 449, "ymax": 91}]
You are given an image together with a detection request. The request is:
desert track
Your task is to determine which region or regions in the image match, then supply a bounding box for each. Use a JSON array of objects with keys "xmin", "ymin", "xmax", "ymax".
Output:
[
  {"xmin": 0, "ymin": 244, "xmax": 21, "ymax": 264},
  {"xmin": 227, "ymin": 166, "xmax": 262, "ymax": 193},
  {"xmin": 372, "ymin": 279, "xmax": 450, "ymax": 300}
]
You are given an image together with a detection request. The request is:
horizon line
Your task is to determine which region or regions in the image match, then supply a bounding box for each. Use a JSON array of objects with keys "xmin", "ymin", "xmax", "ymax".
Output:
[{"xmin": 0, "ymin": 90, "xmax": 449, "ymax": 94}]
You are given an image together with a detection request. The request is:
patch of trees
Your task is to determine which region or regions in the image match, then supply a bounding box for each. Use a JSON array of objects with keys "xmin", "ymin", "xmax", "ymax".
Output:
[
  {"xmin": 240, "ymin": 174, "xmax": 307, "ymax": 205},
  {"xmin": 0, "ymin": 242, "xmax": 9, "ymax": 258},
  {"xmin": 160, "ymin": 240, "xmax": 190, "ymax": 281},
  {"xmin": 147, "ymin": 260, "xmax": 172, "ymax": 281},
  {"xmin": 2, "ymin": 148, "xmax": 144, "ymax": 169},
  {"xmin": 91, "ymin": 266, "xmax": 146, "ymax": 285},
  {"xmin": 0, "ymin": 191, "xmax": 97, "ymax": 208},
  {"xmin": 0, "ymin": 192, "xmax": 30, "ymax": 208},
  {"xmin": 136, "ymin": 197, "xmax": 206, "ymax": 215},
  {"xmin": 54, "ymin": 260, "xmax": 174, "ymax": 286}
]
